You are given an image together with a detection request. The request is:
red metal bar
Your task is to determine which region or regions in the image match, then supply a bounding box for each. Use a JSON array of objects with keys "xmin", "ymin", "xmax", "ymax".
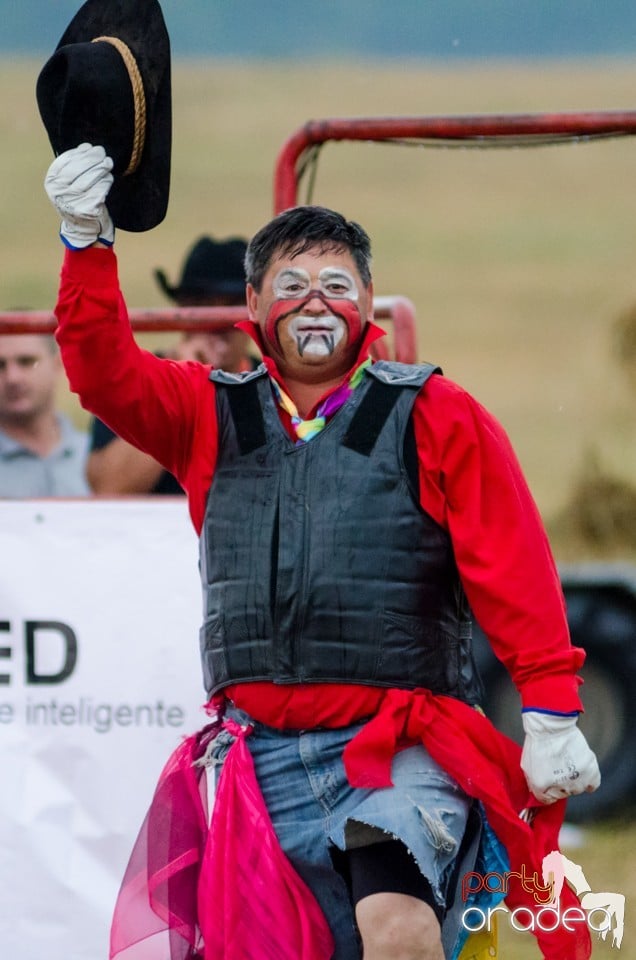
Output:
[
  {"xmin": 0, "ymin": 297, "xmax": 419, "ymax": 361},
  {"xmin": 0, "ymin": 306, "xmax": 249, "ymax": 336},
  {"xmin": 273, "ymin": 111, "xmax": 636, "ymax": 212},
  {"xmin": 374, "ymin": 295, "xmax": 418, "ymax": 363}
]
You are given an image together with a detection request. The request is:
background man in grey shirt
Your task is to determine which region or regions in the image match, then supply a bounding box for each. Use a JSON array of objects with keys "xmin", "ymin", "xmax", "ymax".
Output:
[{"xmin": 0, "ymin": 333, "xmax": 89, "ymax": 497}]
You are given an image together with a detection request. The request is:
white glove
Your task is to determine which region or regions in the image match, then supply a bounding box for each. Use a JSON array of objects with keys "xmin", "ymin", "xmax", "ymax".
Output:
[
  {"xmin": 521, "ymin": 711, "xmax": 601, "ymax": 804},
  {"xmin": 44, "ymin": 143, "xmax": 115, "ymax": 250}
]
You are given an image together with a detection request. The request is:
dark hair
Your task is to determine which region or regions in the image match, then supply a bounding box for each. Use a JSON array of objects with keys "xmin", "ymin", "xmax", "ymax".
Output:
[{"xmin": 245, "ymin": 206, "xmax": 372, "ymax": 292}]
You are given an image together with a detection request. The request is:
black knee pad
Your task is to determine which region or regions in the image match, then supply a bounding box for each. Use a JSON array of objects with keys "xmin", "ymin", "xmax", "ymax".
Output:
[{"xmin": 340, "ymin": 838, "xmax": 444, "ymax": 923}]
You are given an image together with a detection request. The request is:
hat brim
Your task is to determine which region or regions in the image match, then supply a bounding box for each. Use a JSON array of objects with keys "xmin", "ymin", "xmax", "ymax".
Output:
[{"xmin": 154, "ymin": 268, "xmax": 248, "ymax": 302}]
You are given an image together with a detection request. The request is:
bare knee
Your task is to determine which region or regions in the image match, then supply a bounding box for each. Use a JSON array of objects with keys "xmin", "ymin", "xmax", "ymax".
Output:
[{"xmin": 355, "ymin": 892, "xmax": 444, "ymax": 960}]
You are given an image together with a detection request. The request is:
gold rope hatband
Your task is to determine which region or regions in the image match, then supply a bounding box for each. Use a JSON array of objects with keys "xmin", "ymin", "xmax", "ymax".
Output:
[{"xmin": 91, "ymin": 35, "xmax": 147, "ymax": 176}]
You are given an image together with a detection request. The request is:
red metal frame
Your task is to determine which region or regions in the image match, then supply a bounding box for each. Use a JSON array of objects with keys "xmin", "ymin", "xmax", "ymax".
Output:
[
  {"xmin": 273, "ymin": 111, "xmax": 636, "ymax": 213},
  {"xmin": 0, "ymin": 307, "xmax": 248, "ymax": 336},
  {"xmin": 270, "ymin": 109, "xmax": 636, "ymax": 360},
  {"xmin": 371, "ymin": 296, "xmax": 417, "ymax": 363},
  {"xmin": 0, "ymin": 297, "xmax": 419, "ymax": 362}
]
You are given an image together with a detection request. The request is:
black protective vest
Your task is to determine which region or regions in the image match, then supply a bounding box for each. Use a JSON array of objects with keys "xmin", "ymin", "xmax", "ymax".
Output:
[{"xmin": 199, "ymin": 360, "xmax": 482, "ymax": 705}]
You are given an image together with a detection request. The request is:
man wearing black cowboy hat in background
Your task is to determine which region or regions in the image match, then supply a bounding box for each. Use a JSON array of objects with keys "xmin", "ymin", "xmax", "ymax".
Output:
[
  {"xmin": 86, "ymin": 235, "xmax": 259, "ymax": 495},
  {"xmin": 153, "ymin": 235, "xmax": 258, "ymax": 372}
]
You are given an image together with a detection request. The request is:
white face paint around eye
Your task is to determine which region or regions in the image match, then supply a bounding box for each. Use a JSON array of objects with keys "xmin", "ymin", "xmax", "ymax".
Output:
[
  {"xmin": 273, "ymin": 267, "xmax": 312, "ymax": 300},
  {"xmin": 317, "ymin": 267, "xmax": 359, "ymax": 301},
  {"xmin": 271, "ymin": 265, "xmax": 360, "ymax": 302}
]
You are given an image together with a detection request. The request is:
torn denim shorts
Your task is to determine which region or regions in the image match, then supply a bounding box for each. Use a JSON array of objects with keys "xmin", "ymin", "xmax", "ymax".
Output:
[{"xmin": 207, "ymin": 705, "xmax": 473, "ymax": 960}]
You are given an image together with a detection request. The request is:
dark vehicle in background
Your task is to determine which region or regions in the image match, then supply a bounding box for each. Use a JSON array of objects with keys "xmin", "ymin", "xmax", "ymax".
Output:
[{"xmin": 474, "ymin": 564, "xmax": 636, "ymax": 821}]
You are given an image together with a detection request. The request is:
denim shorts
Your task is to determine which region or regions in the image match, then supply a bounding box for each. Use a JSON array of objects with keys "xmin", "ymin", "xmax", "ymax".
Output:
[{"xmin": 207, "ymin": 706, "xmax": 474, "ymax": 960}]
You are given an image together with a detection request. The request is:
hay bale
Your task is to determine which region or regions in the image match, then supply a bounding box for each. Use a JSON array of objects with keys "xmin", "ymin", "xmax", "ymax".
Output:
[
  {"xmin": 548, "ymin": 451, "xmax": 636, "ymax": 558},
  {"xmin": 613, "ymin": 303, "xmax": 636, "ymax": 394}
]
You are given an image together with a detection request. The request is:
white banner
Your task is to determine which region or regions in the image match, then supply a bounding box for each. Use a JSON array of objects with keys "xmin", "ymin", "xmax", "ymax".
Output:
[{"xmin": 0, "ymin": 499, "xmax": 206, "ymax": 960}]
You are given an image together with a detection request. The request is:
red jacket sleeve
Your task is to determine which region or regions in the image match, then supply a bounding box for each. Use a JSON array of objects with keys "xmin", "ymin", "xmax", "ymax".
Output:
[
  {"xmin": 412, "ymin": 374, "xmax": 584, "ymax": 713},
  {"xmin": 54, "ymin": 247, "xmax": 217, "ymax": 532}
]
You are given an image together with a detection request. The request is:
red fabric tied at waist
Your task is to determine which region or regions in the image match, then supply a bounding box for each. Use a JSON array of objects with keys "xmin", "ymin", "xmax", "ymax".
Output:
[
  {"xmin": 198, "ymin": 719, "xmax": 334, "ymax": 960},
  {"xmin": 343, "ymin": 687, "xmax": 591, "ymax": 960},
  {"xmin": 110, "ymin": 732, "xmax": 210, "ymax": 959},
  {"xmin": 110, "ymin": 716, "xmax": 334, "ymax": 960},
  {"xmin": 110, "ymin": 689, "xmax": 591, "ymax": 960}
]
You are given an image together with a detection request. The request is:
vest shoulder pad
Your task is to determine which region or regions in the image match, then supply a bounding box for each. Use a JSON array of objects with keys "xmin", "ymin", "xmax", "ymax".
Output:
[
  {"xmin": 209, "ymin": 363, "xmax": 268, "ymax": 386},
  {"xmin": 367, "ymin": 359, "xmax": 442, "ymax": 388}
]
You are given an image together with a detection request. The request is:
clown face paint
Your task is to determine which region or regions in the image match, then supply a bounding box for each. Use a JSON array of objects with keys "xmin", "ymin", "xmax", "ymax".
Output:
[
  {"xmin": 247, "ymin": 247, "xmax": 372, "ymax": 381},
  {"xmin": 265, "ymin": 266, "xmax": 363, "ymax": 356}
]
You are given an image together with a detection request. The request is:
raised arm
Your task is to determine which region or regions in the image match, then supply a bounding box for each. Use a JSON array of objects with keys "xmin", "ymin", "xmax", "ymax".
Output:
[{"xmin": 45, "ymin": 145, "xmax": 214, "ymax": 490}]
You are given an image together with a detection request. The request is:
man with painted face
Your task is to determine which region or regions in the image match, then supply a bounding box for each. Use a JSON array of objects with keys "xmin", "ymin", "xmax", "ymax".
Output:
[{"xmin": 46, "ymin": 146, "xmax": 600, "ymax": 960}]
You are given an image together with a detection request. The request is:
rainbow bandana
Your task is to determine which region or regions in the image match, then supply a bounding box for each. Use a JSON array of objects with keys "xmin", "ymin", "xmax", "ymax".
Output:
[{"xmin": 270, "ymin": 358, "xmax": 371, "ymax": 444}]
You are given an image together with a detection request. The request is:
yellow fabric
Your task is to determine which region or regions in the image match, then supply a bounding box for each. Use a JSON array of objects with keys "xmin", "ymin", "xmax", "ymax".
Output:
[{"xmin": 457, "ymin": 915, "xmax": 498, "ymax": 960}]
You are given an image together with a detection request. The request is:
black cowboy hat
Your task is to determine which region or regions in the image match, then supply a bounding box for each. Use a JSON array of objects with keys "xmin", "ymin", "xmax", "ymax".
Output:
[
  {"xmin": 36, "ymin": 0, "xmax": 171, "ymax": 232},
  {"xmin": 154, "ymin": 236, "xmax": 248, "ymax": 304}
]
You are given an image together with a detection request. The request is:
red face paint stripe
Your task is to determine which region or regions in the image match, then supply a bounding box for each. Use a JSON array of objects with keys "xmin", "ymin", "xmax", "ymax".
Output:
[{"xmin": 264, "ymin": 291, "xmax": 362, "ymax": 350}]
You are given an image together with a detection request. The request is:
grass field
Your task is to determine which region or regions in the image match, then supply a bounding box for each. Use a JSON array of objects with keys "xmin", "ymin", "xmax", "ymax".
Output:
[{"xmin": 1, "ymin": 55, "xmax": 635, "ymax": 953}]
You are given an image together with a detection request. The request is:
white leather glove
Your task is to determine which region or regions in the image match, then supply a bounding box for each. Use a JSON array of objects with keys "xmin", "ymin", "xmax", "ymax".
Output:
[
  {"xmin": 521, "ymin": 710, "xmax": 601, "ymax": 804},
  {"xmin": 44, "ymin": 143, "xmax": 115, "ymax": 250}
]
